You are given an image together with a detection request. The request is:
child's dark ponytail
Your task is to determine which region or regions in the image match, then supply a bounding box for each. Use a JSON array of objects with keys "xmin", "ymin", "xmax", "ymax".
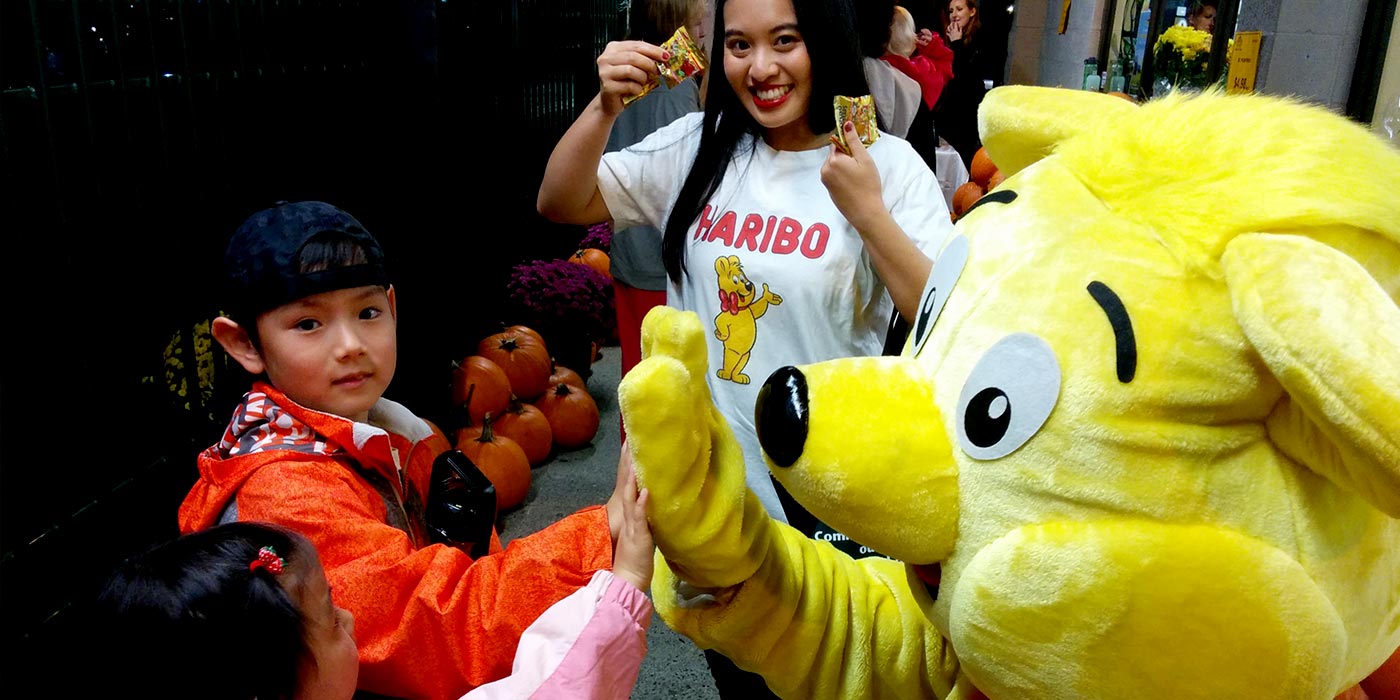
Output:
[{"xmin": 91, "ymin": 522, "xmax": 309, "ymax": 700}]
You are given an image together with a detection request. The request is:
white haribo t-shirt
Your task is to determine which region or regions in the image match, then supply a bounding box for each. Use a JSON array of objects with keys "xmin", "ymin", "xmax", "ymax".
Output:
[{"xmin": 599, "ymin": 112, "xmax": 954, "ymax": 534}]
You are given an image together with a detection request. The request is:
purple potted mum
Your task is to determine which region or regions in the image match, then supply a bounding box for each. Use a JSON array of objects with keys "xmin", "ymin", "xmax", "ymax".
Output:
[{"xmin": 505, "ymin": 258, "xmax": 615, "ymax": 378}]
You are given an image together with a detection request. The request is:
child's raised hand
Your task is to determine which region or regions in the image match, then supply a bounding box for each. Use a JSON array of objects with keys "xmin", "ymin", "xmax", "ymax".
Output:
[
  {"xmin": 821, "ymin": 121, "xmax": 886, "ymax": 233},
  {"xmin": 608, "ymin": 450, "xmax": 654, "ymax": 591},
  {"xmin": 916, "ymin": 28, "xmax": 934, "ymax": 47},
  {"xmin": 596, "ymin": 40, "xmax": 667, "ymax": 117}
]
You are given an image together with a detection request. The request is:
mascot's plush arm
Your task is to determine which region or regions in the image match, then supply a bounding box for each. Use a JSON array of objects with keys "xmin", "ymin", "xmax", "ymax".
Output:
[{"xmin": 620, "ymin": 306, "xmax": 960, "ymax": 699}]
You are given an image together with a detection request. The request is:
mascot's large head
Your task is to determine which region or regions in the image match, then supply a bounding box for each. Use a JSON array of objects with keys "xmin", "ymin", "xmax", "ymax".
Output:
[{"xmin": 752, "ymin": 86, "xmax": 1400, "ymax": 699}]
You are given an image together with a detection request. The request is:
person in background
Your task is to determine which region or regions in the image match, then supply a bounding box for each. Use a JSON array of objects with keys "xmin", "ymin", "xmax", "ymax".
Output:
[
  {"xmin": 883, "ymin": 4, "xmax": 954, "ymax": 115},
  {"xmin": 94, "ymin": 503, "xmax": 655, "ymax": 700},
  {"xmin": 935, "ymin": 0, "xmax": 989, "ymax": 170},
  {"xmin": 1187, "ymin": 0, "xmax": 1217, "ymax": 33},
  {"xmin": 607, "ymin": 0, "xmax": 707, "ymax": 425},
  {"xmin": 855, "ymin": 0, "xmax": 922, "ymax": 141},
  {"xmin": 536, "ymin": 0, "xmax": 956, "ymax": 694},
  {"xmin": 855, "ymin": 0, "xmax": 942, "ymax": 174},
  {"xmin": 178, "ymin": 200, "xmax": 639, "ymax": 700}
]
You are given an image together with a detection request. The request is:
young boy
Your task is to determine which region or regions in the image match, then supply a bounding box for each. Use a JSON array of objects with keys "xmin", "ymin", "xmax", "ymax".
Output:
[{"xmin": 179, "ymin": 201, "xmax": 623, "ymax": 700}]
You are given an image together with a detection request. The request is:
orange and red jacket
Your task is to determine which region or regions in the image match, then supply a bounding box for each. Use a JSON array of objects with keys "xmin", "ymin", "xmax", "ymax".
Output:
[{"xmin": 178, "ymin": 381, "xmax": 613, "ymax": 700}]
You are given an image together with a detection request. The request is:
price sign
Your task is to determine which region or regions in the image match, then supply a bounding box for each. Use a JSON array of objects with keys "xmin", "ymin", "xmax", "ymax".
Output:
[{"xmin": 1226, "ymin": 31, "xmax": 1263, "ymax": 94}]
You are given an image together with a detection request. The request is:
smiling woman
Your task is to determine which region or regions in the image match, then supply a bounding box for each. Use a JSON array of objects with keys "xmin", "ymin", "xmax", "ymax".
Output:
[{"xmin": 535, "ymin": 0, "xmax": 957, "ymax": 696}]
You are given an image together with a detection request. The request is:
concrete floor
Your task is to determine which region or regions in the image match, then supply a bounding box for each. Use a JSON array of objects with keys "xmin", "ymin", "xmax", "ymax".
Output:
[{"xmin": 498, "ymin": 347, "xmax": 722, "ymax": 700}]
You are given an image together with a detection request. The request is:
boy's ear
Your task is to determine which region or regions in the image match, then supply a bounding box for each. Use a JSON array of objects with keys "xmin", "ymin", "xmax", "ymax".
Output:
[{"xmin": 211, "ymin": 316, "xmax": 266, "ymax": 375}]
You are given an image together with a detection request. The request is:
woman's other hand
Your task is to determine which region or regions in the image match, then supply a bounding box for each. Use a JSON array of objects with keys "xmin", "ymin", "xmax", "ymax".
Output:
[
  {"xmin": 821, "ymin": 121, "xmax": 886, "ymax": 233},
  {"xmin": 597, "ymin": 40, "xmax": 667, "ymax": 117}
]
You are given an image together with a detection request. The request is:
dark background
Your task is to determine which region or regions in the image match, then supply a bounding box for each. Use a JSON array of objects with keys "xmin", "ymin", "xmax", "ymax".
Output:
[{"xmin": 1, "ymin": 0, "xmax": 622, "ymax": 683}]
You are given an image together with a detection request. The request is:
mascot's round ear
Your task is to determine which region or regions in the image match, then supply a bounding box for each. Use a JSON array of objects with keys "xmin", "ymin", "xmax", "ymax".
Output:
[{"xmin": 979, "ymin": 86, "xmax": 1138, "ymax": 178}]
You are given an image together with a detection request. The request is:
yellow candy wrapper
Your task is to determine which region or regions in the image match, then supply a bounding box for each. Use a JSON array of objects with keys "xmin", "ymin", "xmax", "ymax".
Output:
[
  {"xmin": 830, "ymin": 94, "xmax": 879, "ymax": 154},
  {"xmin": 624, "ymin": 25, "xmax": 708, "ymax": 107}
]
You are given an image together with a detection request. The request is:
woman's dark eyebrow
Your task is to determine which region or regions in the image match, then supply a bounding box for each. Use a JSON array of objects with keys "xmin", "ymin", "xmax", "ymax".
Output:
[{"xmin": 725, "ymin": 23, "xmax": 801, "ymax": 38}]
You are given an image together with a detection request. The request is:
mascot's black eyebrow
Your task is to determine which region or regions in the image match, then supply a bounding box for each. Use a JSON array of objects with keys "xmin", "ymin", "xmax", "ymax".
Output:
[
  {"xmin": 962, "ymin": 189, "xmax": 1017, "ymax": 217},
  {"xmin": 1087, "ymin": 281, "xmax": 1137, "ymax": 383}
]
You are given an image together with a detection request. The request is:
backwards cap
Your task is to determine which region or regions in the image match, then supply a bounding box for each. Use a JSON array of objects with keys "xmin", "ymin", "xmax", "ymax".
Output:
[{"xmin": 223, "ymin": 201, "xmax": 389, "ymax": 323}]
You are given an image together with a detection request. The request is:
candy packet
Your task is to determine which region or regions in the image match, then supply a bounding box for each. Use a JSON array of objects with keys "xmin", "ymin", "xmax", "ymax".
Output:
[
  {"xmin": 830, "ymin": 94, "xmax": 880, "ymax": 154},
  {"xmin": 624, "ymin": 25, "xmax": 708, "ymax": 107}
]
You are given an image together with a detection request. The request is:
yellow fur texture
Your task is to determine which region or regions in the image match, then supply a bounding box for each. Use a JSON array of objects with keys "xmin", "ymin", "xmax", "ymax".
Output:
[{"xmin": 620, "ymin": 86, "xmax": 1400, "ymax": 700}]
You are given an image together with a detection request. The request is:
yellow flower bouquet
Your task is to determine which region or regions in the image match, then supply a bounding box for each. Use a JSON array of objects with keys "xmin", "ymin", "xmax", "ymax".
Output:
[{"xmin": 1152, "ymin": 25, "xmax": 1213, "ymax": 91}]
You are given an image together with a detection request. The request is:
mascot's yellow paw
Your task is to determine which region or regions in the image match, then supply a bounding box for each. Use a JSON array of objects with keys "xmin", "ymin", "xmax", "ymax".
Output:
[{"xmin": 620, "ymin": 306, "xmax": 775, "ymax": 589}]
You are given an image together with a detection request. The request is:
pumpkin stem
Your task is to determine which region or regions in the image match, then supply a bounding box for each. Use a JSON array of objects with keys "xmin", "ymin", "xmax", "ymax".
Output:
[
  {"xmin": 459, "ymin": 385, "xmax": 478, "ymax": 428},
  {"xmin": 499, "ymin": 337, "xmax": 520, "ymax": 352},
  {"xmin": 554, "ymin": 382, "xmax": 574, "ymax": 397},
  {"xmin": 477, "ymin": 414, "xmax": 497, "ymax": 443}
]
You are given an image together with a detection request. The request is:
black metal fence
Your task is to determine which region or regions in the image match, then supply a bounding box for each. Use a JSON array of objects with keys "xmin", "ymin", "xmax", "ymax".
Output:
[{"xmin": 1, "ymin": 0, "xmax": 623, "ymax": 683}]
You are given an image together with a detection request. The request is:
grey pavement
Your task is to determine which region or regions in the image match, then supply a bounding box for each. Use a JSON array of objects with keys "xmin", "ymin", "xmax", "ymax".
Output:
[{"xmin": 498, "ymin": 346, "xmax": 722, "ymax": 700}]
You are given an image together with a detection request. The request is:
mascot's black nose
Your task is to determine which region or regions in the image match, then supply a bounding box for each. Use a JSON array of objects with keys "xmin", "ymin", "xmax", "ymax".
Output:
[{"xmin": 755, "ymin": 366, "xmax": 808, "ymax": 468}]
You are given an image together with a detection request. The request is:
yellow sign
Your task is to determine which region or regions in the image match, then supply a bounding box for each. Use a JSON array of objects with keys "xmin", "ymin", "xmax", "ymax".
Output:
[{"xmin": 1226, "ymin": 31, "xmax": 1263, "ymax": 94}]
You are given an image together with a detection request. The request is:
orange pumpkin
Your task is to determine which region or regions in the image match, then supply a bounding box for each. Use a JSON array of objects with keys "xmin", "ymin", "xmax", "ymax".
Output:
[
  {"xmin": 1359, "ymin": 643, "xmax": 1400, "ymax": 698},
  {"xmin": 986, "ymin": 169, "xmax": 1006, "ymax": 192},
  {"xmin": 549, "ymin": 361, "xmax": 587, "ymax": 391},
  {"xmin": 569, "ymin": 247, "xmax": 611, "ymax": 280},
  {"xmin": 451, "ymin": 356, "xmax": 512, "ymax": 425},
  {"xmin": 969, "ymin": 146, "xmax": 998, "ymax": 187},
  {"xmin": 424, "ymin": 418, "xmax": 450, "ymax": 445},
  {"xmin": 493, "ymin": 399, "xmax": 554, "ymax": 466},
  {"xmin": 455, "ymin": 417, "xmax": 531, "ymax": 511},
  {"xmin": 535, "ymin": 381, "xmax": 600, "ymax": 451},
  {"xmin": 478, "ymin": 329, "xmax": 553, "ymax": 401},
  {"xmin": 952, "ymin": 181, "xmax": 985, "ymax": 219},
  {"xmin": 505, "ymin": 324, "xmax": 547, "ymax": 350}
]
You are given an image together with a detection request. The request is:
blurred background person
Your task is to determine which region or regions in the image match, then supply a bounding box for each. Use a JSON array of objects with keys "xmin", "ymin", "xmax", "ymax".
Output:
[
  {"xmin": 935, "ymin": 0, "xmax": 989, "ymax": 169},
  {"xmin": 605, "ymin": 0, "xmax": 707, "ymax": 419},
  {"xmin": 1187, "ymin": 0, "xmax": 1217, "ymax": 33}
]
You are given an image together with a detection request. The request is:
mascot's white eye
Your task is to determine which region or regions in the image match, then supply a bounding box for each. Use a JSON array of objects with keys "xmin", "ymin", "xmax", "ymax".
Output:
[{"xmin": 957, "ymin": 333, "xmax": 1060, "ymax": 460}]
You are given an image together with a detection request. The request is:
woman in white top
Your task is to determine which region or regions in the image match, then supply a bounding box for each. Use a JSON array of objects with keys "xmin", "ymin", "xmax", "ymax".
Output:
[
  {"xmin": 540, "ymin": 0, "xmax": 951, "ymax": 539},
  {"xmin": 538, "ymin": 0, "xmax": 953, "ymax": 694}
]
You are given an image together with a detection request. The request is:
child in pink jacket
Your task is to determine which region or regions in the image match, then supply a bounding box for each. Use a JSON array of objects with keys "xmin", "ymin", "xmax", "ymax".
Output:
[{"xmin": 100, "ymin": 457, "xmax": 653, "ymax": 700}]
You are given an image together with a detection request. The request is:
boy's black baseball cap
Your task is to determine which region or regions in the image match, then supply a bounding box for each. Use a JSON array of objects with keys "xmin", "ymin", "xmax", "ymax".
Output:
[{"xmin": 224, "ymin": 200, "xmax": 389, "ymax": 323}]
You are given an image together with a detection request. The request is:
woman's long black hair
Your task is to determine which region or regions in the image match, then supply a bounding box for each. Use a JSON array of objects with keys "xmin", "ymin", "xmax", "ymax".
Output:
[{"xmin": 661, "ymin": 0, "xmax": 870, "ymax": 284}]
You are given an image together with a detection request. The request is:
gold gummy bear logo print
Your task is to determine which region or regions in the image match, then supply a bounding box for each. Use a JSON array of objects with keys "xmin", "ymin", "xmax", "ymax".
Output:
[{"xmin": 712, "ymin": 255, "xmax": 783, "ymax": 385}]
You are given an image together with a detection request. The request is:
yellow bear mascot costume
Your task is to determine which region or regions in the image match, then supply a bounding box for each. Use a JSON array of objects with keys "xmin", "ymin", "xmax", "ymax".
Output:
[{"xmin": 618, "ymin": 86, "xmax": 1400, "ymax": 700}]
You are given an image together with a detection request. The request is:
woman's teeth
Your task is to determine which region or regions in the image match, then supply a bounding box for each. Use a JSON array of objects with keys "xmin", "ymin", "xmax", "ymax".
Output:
[{"xmin": 756, "ymin": 86, "xmax": 791, "ymax": 101}]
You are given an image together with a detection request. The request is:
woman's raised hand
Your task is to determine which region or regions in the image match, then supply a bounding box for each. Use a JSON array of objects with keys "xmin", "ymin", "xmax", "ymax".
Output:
[
  {"xmin": 946, "ymin": 18, "xmax": 964, "ymax": 42},
  {"xmin": 596, "ymin": 41, "xmax": 668, "ymax": 117},
  {"xmin": 821, "ymin": 121, "xmax": 886, "ymax": 233},
  {"xmin": 916, "ymin": 28, "xmax": 935, "ymax": 47}
]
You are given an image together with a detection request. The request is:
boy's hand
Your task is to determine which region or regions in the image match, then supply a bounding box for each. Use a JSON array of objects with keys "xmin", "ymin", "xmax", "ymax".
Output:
[
  {"xmin": 821, "ymin": 121, "xmax": 886, "ymax": 233},
  {"xmin": 609, "ymin": 451, "xmax": 654, "ymax": 591},
  {"xmin": 596, "ymin": 40, "xmax": 666, "ymax": 117}
]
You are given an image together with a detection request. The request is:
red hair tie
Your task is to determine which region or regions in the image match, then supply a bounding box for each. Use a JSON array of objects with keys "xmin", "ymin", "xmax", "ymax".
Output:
[{"xmin": 249, "ymin": 546, "xmax": 285, "ymax": 575}]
